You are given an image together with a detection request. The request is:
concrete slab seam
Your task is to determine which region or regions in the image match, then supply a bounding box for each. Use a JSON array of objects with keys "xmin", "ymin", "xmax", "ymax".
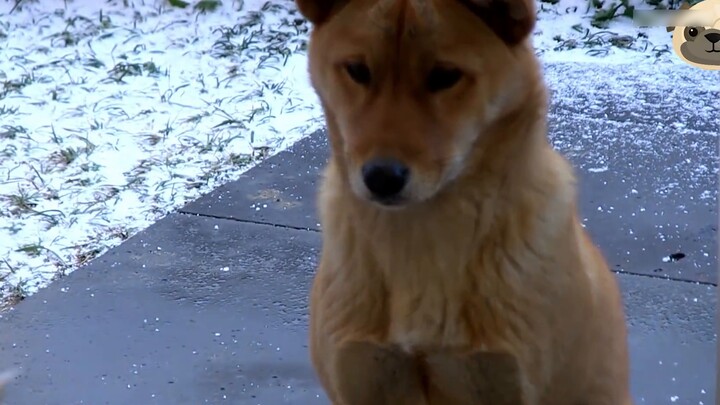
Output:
[{"xmin": 176, "ymin": 210, "xmax": 322, "ymax": 233}]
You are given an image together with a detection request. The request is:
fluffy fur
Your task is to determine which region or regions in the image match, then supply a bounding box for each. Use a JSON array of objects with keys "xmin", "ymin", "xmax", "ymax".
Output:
[{"xmin": 298, "ymin": 0, "xmax": 632, "ymax": 403}]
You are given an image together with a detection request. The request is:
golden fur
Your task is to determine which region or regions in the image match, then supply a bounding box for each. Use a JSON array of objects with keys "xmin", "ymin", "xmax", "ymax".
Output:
[{"xmin": 297, "ymin": 0, "xmax": 632, "ymax": 403}]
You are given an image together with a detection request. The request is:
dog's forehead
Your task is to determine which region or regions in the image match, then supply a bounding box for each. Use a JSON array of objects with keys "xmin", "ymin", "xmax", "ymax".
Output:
[{"xmin": 367, "ymin": 0, "xmax": 438, "ymax": 37}]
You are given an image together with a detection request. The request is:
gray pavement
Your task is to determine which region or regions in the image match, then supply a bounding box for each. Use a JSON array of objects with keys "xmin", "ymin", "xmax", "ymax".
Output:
[{"xmin": 0, "ymin": 61, "xmax": 717, "ymax": 404}]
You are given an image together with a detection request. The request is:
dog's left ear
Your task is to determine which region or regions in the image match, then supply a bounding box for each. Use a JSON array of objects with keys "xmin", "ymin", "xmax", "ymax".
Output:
[
  {"xmin": 458, "ymin": 0, "xmax": 537, "ymax": 45},
  {"xmin": 295, "ymin": 0, "xmax": 350, "ymax": 25}
]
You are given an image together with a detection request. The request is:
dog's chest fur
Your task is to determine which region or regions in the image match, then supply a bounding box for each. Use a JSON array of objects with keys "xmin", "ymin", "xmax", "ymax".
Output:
[
  {"xmin": 378, "ymin": 216, "xmax": 483, "ymax": 351},
  {"xmin": 373, "ymin": 215, "xmax": 544, "ymax": 354},
  {"xmin": 319, "ymin": 169, "xmax": 557, "ymax": 353},
  {"xmin": 318, "ymin": 183, "xmax": 551, "ymax": 403}
]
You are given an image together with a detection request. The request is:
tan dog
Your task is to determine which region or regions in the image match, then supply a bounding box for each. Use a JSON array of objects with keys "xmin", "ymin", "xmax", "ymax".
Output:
[{"xmin": 298, "ymin": 0, "xmax": 632, "ymax": 403}]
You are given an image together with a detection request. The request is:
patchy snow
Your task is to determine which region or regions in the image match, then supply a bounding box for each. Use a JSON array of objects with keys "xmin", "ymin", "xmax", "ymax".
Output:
[
  {"xmin": 533, "ymin": 0, "xmax": 683, "ymax": 64},
  {"xmin": 0, "ymin": 0, "xmax": 323, "ymax": 305},
  {"xmin": 0, "ymin": 0, "xmax": 714, "ymax": 307}
]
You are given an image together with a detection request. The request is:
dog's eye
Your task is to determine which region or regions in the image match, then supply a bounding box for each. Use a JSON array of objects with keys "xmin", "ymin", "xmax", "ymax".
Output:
[
  {"xmin": 426, "ymin": 67, "xmax": 463, "ymax": 93},
  {"xmin": 684, "ymin": 26, "xmax": 703, "ymax": 40},
  {"xmin": 344, "ymin": 62, "xmax": 371, "ymax": 86}
]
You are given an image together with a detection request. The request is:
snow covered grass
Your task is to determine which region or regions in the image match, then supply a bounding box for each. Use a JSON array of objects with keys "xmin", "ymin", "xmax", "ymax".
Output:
[
  {"xmin": 0, "ymin": 0, "xmax": 323, "ymax": 307},
  {"xmin": 534, "ymin": 0, "xmax": 688, "ymax": 62},
  {"xmin": 0, "ymin": 0, "xmax": 696, "ymax": 308}
]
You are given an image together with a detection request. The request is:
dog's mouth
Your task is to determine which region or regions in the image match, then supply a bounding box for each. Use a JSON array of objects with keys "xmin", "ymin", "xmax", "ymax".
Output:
[
  {"xmin": 705, "ymin": 49, "xmax": 720, "ymax": 53},
  {"xmin": 368, "ymin": 195, "xmax": 409, "ymax": 209}
]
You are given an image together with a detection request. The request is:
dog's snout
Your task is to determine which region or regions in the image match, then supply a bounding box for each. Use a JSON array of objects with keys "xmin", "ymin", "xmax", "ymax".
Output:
[
  {"xmin": 705, "ymin": 32, "xmax": 720, "ymax": 44},
  {"xmin": 362, "ymin": 158, "xmax": 410, "ymax": 201}
]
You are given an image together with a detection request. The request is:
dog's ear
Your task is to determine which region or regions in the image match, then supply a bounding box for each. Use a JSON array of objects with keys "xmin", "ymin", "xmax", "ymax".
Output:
[
  {"xmin": 457, "ymin": 0, "xmax": 537, "ymax": 45},
  {"xmin": 295, "ymin": 0, "xmax": 349, "ymax": 25}
]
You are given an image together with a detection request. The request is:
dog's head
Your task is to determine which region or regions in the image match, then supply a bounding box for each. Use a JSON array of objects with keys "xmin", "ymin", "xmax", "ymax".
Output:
[
  {"xmin": 298, "ymin": 0, "xmax": 542, "ymax": 208},
  {"xmin": 671, "ymin": 0, "xmax": 720, "ymax": 70}
]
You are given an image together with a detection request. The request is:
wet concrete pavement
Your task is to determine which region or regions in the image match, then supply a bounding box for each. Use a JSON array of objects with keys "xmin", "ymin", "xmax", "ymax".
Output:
[{"xmin": 0, "ymin": 61, "xmax": 717, "ymax": 404}]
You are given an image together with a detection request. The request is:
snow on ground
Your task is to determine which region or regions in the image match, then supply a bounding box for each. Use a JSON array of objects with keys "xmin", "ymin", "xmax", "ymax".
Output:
[
  {"xmin": 0, "ymin": 0, "xmax": 708, "ymax": 307},
  {"xmin": 534, "ymin": 0, "xmax": 686, "ymax": 64},
  {"xmin": 0, "ymin": 0, "xmax": 323, "ymax": 306}
]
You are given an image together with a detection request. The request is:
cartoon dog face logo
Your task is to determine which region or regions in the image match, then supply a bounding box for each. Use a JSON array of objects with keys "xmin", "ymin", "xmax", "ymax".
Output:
[{"xmin": 672, "ymin": 0, "xmax": 720, "ymax": 70}]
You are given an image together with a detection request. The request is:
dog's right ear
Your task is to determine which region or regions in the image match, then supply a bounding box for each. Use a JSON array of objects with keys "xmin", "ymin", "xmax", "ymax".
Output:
[
  {"xmin": 295, "ymin": 0, "xmax": 349, "ymax": 25},
  {"xmin": 457, "ymin": 0, "xmax": 537, "ymax": 45}
]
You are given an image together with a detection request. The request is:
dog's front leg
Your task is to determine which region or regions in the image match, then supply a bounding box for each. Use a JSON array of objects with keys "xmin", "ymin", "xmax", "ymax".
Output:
[
  {"xmin": 331, "ymin": 341, "xmax": 428, "ymax": 405},
  {"xmin": 423, "ymin": 350, "xmax": 529, "ymax": 405}
]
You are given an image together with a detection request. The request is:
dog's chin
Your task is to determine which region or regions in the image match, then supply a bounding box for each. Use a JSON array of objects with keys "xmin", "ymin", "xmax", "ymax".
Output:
[
  {"xmin": 350, "ymin": 186, "xmax": 417, "ymax": 210},
  {"xmin": 359, "ymin": 187, "xmax": 442, "ymax": 210},
  {"xmin": 367, "ymin": 195, "xmax": 411, "ymax": 210}
]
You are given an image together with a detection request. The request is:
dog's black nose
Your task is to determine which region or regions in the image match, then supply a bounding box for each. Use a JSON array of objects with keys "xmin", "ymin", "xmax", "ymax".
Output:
[
  {"xmin": 362, "ymin": 158, "xmax": 410, "ymax": 201},
  {"xmin": 706, "ymin": 32, "xmax": 720, "ymax": 44}
]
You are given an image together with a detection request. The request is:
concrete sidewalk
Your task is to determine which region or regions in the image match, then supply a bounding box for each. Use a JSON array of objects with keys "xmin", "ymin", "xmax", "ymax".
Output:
[{"xmin": 0, "ymin": 62, "xmax": 717, "ymax": 404}]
